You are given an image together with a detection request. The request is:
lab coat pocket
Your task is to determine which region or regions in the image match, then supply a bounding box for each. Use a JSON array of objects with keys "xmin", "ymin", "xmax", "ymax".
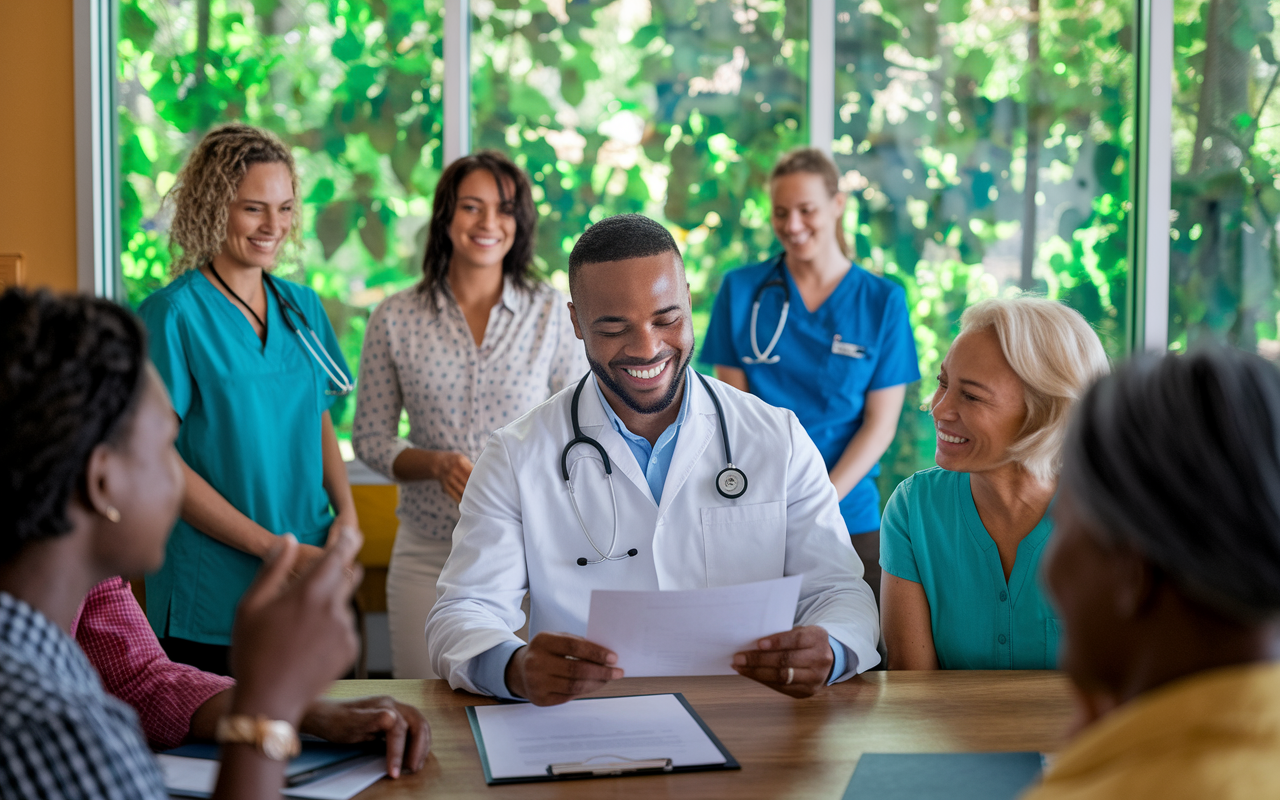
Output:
[{"xmin": 701, "ymin": 501, "xmax": 787, "ymax": 588}]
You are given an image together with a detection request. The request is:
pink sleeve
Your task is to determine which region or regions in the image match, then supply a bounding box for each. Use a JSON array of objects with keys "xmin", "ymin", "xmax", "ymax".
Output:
[{"xmin": 74, "ymin": 577, "xmax": 235, "ymax": 750}]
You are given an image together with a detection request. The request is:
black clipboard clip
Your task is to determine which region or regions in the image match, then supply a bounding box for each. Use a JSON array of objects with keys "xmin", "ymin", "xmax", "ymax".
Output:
[{"xmin": 547, "ymin": 755, "xmax": 674, "ymax": 777}]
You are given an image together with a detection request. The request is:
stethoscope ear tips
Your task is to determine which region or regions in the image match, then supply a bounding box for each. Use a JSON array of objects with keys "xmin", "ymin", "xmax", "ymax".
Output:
[
  {"xmin": 576, "ymin": 557, "xmax": 589, "ymax": 566},
  {"xmin": 627, "ymin": 549, "xmax": 638, "ymax": 557}
]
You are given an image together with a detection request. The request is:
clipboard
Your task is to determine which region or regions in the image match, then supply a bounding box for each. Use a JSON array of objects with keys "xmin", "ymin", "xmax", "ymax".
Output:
[{"xmin": 466, "ymin": 693, "xmax": 740, "ymax": 784}]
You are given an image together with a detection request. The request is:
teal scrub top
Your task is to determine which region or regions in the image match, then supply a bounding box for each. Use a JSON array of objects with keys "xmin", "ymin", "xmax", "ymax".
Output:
[
  {"xmin": 138, "ymin": 270, "xmax": 350, "ymax": 646},
  {"xmin": 879, "ymin": 468, "xmax": 1060, "ymax": 669}
]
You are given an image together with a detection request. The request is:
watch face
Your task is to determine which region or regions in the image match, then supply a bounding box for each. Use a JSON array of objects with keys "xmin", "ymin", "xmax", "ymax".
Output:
[{"xmin": 261, "ymin": 721, "xmax": 298, "ymax": 761}]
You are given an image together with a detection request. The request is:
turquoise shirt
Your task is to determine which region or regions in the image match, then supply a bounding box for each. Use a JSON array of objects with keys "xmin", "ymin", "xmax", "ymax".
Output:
[
  {"xmin": 880, "ymin": 468, "xmax": 1060, "ymax": 669},
  {"xmin": 138, "ymin": 270, "xmax": 350, "ymax": 646}
]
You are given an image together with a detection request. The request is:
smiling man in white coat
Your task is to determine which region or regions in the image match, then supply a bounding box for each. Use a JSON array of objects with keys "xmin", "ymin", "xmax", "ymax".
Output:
[{"xmin": 425, "ymin": 214, "xmax": 881, "ymax": 705}]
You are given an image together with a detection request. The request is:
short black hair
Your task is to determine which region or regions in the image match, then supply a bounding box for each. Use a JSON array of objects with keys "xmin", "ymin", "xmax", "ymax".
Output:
[
  {"xmin": 568, "ymin": 214, "xmax": 681, "ymax": 297},
  {"xmin": 1062, "ymin": 347, "xmax": 1280, "ymax": 624},
  {"xmin": 0, "ymin": 288, "xmax": 148, "ymax": 559}
]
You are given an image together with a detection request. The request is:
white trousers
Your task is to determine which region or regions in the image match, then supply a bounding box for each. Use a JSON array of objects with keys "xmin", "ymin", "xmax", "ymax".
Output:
[{"xmin": 386, "ymin": 530, "xmax": 453, "ymax": 679}]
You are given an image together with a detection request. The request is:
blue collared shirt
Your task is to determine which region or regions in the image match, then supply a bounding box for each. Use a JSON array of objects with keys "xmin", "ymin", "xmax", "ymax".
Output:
[
  {"xmin": 469, "ymin": 370, "xmax": 848, "ymax": 699},
  {"xmin": 591, "ymin": 371, "xmax": 691, "ymax": 505}
]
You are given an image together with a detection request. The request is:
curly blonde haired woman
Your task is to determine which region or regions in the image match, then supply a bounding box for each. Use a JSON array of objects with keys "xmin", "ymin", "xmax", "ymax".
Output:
[
  {"xmin": 137, "ymin": 123, "xmax": 357, "ymax": 674},
  {"xmin": 880, "ymin": 296, "xmax": 1108, "ymax": 670}
]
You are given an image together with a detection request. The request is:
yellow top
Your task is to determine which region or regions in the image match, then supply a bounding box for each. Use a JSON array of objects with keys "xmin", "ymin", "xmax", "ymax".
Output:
[{"xmin": 1024, "ymin": 662, "xmax": 1280, "ymax": 800}]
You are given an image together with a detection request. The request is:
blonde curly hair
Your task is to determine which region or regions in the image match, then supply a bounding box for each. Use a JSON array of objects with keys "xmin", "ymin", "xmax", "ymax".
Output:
[{"xmin": 166, "ymin": 123, "xmax": 301, "ymax": 276}]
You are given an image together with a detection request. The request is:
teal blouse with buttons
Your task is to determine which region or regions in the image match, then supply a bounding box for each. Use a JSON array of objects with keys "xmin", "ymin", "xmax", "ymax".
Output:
[{"xmin": 879, "ymin": 467, "xmax": 1060, "ymax": 669}]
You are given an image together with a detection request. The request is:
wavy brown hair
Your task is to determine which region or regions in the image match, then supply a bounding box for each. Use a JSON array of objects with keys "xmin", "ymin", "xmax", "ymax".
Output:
[
  {"xmin": 166, "ymin": 123, "xmax": 301, "ymax": 276},
  {"xmin": 418, "ymin": 150, "xmax": 536, "ymax": 309},
  {"xmin": 770, "ymin": 147, "xmax": 851, "ymax": 259}
]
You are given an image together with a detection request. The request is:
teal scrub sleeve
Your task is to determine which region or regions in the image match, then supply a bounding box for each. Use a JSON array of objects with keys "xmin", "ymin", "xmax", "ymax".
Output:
[
  {"xmin": 138, "ymin": 297, "xmax": 194, "ymax": 419},
  {"xmin": 699, "ymin": 277, "xmax": 739, "ymax": 368},
  {"xmin": 879, "ymin": 475, "xmax": 922, "ymax": 583},
  {"xmin": 868, "ymin": 285, "xmax": 921, "ymax": 391}
]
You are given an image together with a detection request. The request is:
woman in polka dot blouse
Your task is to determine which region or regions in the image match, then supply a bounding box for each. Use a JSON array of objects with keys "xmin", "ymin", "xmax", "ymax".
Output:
[{"xmin": 353, "ymin": 151, "xmax": 587, "ymax": 678}]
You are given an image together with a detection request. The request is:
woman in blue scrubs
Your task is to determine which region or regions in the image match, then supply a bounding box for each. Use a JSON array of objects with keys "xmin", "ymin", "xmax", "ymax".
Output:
[
  {"xmin": 701, "ymin": 148, "xmax": 919, "ymax": 602},
  {"xmin": 138, "ymin": 124, "xmax": 357, "ymax": 674}
]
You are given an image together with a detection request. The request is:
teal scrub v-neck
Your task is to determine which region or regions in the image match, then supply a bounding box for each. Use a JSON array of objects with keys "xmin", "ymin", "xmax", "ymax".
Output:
[
  {"xmin": 880, "ymin": 467, "xmax": 1060, "ymax": 669},
  {"xmin": 138, "ymin": 270, "xmax": 350, "ymax": 646}
]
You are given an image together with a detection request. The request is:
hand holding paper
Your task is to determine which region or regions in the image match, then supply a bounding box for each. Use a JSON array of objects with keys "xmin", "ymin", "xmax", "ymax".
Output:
[
  {"xmin": 505, "ymin": 632, "xmax": 624, "ymax": 706},
  {"xmin": 585, "ymin": 575, "xmax": 803, "ymax": 679},
  {"xmin": 731, "ymin": 624, "xmax": 835, "ymax": 698}
]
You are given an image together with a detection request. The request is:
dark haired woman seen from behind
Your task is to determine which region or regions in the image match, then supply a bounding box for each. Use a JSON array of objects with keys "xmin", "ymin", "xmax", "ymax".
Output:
[
  {"xmin": 353, "ymin": 150, "xmax": 587, "ymax": 678},
  {"xmin": 0, "ymin": 288, "xmax": 362, "ymax": 799}
]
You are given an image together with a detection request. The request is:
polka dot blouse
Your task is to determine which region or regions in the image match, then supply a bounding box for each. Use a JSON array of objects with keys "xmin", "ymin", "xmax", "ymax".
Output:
[{"xmin": 352, "ymin": 278, "xmax": 588, "ymax": 541}]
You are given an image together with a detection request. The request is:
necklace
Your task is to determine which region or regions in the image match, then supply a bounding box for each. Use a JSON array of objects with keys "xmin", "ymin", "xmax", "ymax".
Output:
[{"xmin": 209, "ymin": 264, "xmax": 267, "ymax": 334}]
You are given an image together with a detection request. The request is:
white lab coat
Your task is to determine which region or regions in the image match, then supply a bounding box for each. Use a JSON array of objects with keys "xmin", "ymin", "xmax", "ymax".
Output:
[{"xmin": 425, "ymin": 370, "xmax": 881, "ymax": 693}]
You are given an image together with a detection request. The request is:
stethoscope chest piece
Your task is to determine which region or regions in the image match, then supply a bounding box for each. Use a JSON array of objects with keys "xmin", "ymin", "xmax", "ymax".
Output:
[{"xmin": 716, "ymin": 465, "xmax": 748, "ymax": 499}]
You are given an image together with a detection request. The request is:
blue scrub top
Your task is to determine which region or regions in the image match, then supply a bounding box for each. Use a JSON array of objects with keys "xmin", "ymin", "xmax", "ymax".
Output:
[
  {"xmin": 700, "ymin": 257, "xmax": 920, "ymax": 532},
  {"xmin": 138, "ymin": 270, "xmax": 350, "ymax": 646},
  {"xmin": 880, "ymin": 468, "xmax": 1060, "ymax": 669}
]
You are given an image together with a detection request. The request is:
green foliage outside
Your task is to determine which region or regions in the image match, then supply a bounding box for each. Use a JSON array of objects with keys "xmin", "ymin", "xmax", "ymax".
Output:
[
  {"xmin": 1169, "ymin": 0, "xmax": 1280, "ymax": 357},
  {"xmin": 118, "ymin": 0, "xmax": 1139, "ymax": 501},
  {"xmin": 118, "ymin": 0, "xmax": 447, "ymax": 433},
  {"xmin": 832, "ymin": 0, "xmax": 1134, "ymax": 495}
]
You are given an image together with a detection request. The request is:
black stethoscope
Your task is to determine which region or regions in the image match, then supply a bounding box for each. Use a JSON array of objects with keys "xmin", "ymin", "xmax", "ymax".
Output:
[
  {"xmin": 742, "ymin": 253, "xmax": 790, "ymax": 365},
  {"xmin": 560, "ymin": 370, "xmax": 748, "ymax": 566},
  {"xmin": 210, "ymin": 265, "xmax": 354, "ymax": 396}
]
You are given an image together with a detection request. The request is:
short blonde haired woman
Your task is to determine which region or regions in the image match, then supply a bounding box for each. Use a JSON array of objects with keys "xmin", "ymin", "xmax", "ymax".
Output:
[
  {"xmin": 880, "ymin": 296, "xmax": 1108, "ymax": 669},
  {"xmin": 138, "ymin": 123, "xmax": 357, "ymax": 675}
]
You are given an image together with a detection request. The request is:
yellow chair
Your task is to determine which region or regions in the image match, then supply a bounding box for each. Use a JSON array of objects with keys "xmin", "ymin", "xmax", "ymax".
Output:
[{"xmin": 350, "ymin": 474, "xmax": 399, "ymax": 678}]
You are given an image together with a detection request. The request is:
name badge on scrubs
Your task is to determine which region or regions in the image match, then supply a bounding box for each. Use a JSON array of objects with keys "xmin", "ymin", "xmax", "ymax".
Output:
[{"xmin": 831, "ymin": 335, "xmax": 866, "ymax": 359}]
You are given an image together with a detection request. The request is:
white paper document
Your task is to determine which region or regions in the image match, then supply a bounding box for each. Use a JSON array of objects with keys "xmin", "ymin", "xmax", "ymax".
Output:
[
  {"xmin": 472, "ymin": 694, "xmax": 727, "ymax": 780},
  {"xmin": 585, "ymin": 574, "xmax": 802, "ymax": 676},
  {"xmin": 157, "ymin": 753, "xmax": 386, "ymax": 799}
]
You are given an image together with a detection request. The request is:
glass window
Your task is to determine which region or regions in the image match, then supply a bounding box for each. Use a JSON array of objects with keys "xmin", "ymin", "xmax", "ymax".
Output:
[
  {"xmin": 832, "ymin": 0, "xmax": 1135, "ymax": 493},
  {"xmin": 117, "ymin": 0, "xmax": 445, "ymax": 438},
  {"xmin": 1169, "ymin": 0, "xmax": 1280, "ymax": 358},
  {"xmin": 470, "ymin": 0, "xmax": 809, "ymax": 334}
]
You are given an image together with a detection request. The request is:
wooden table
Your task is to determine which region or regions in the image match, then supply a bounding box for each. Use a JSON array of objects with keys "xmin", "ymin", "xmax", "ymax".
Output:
[{"xmin": 328, "ymin": 671, "xmax": 1075, "ymax": 798}]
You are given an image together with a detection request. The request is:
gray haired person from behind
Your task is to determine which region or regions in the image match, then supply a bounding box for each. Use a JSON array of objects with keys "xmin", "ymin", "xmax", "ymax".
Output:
[{"xmin": 1028, "ymin": 347, "xmax": 1280, "ymax": 800}]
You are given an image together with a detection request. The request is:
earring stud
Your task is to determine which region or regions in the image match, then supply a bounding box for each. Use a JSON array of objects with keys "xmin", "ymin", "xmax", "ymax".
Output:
[{"xmin": 102, "ymin": 506, "xmax": 121, "ymax": 523}]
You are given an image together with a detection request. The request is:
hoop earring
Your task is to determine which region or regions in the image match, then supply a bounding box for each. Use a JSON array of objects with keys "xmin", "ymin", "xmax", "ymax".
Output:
[{"xmin": 101, "ymin": 506, "xmax": 121, "ymax": 524}]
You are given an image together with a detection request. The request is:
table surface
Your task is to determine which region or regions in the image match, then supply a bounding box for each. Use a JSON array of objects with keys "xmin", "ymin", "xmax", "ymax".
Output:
[{"xmin": 327, "ymin": 671, "xmax": 1075, "ymax": 799}]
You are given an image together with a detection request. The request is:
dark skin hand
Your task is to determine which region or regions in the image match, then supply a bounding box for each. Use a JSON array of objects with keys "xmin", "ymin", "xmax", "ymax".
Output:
[
  {"xmin": 731, "ymin": 625, "xmax": 835, "ymax": 699},
  {"xmin": 189, "ymin": 692, "xmax": 431, "ymax": 779},
  {"xmin": 504, "ymin": 632, "xmax": 624, "ymax": 706}
]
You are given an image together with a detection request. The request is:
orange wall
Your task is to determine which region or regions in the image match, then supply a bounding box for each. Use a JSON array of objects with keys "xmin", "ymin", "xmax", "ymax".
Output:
[{"xmin": 0, "ymin": 0, "xmax": 78, "ymax": 291}]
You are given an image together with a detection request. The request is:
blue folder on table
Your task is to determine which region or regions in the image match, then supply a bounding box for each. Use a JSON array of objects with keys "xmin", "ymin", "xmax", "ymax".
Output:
[{"xmin": 843, "ymin": 752, "xmax": 1044, "ymax": 800}]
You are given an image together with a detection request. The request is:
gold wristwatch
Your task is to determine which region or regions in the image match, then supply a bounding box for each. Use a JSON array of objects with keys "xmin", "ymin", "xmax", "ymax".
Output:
[{"xmin": 215, "ymin": 715, "xmax": 301, "ymax": 761}]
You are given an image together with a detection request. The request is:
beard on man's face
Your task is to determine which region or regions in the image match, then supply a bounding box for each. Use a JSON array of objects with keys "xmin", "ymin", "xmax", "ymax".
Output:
[{"xmin": 587, "ymin": 346, "xmax": 695, "ymax": 416}]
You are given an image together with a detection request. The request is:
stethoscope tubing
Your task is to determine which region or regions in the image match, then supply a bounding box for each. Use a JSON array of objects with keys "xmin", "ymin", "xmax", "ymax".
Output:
[
  {"xmin": 561, "ymin": 370, "xmax": 745, "ymax": 565},
  {"xmin": 742, "ymin": 254, "xmax": 790, "ymax": 366},
  {"xmin": 263, "ymin": 274, "xmax": 355, "ymax": 396}
]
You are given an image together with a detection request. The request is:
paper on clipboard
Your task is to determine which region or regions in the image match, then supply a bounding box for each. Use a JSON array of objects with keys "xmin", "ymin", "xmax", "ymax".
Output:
[
  {"xmin": 585, "ymin": 575, "xmax": 802, "ymax": 676},
  {"xmin": 470, "ymin": 694, "xmax": 729, "ymax": 781}
]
